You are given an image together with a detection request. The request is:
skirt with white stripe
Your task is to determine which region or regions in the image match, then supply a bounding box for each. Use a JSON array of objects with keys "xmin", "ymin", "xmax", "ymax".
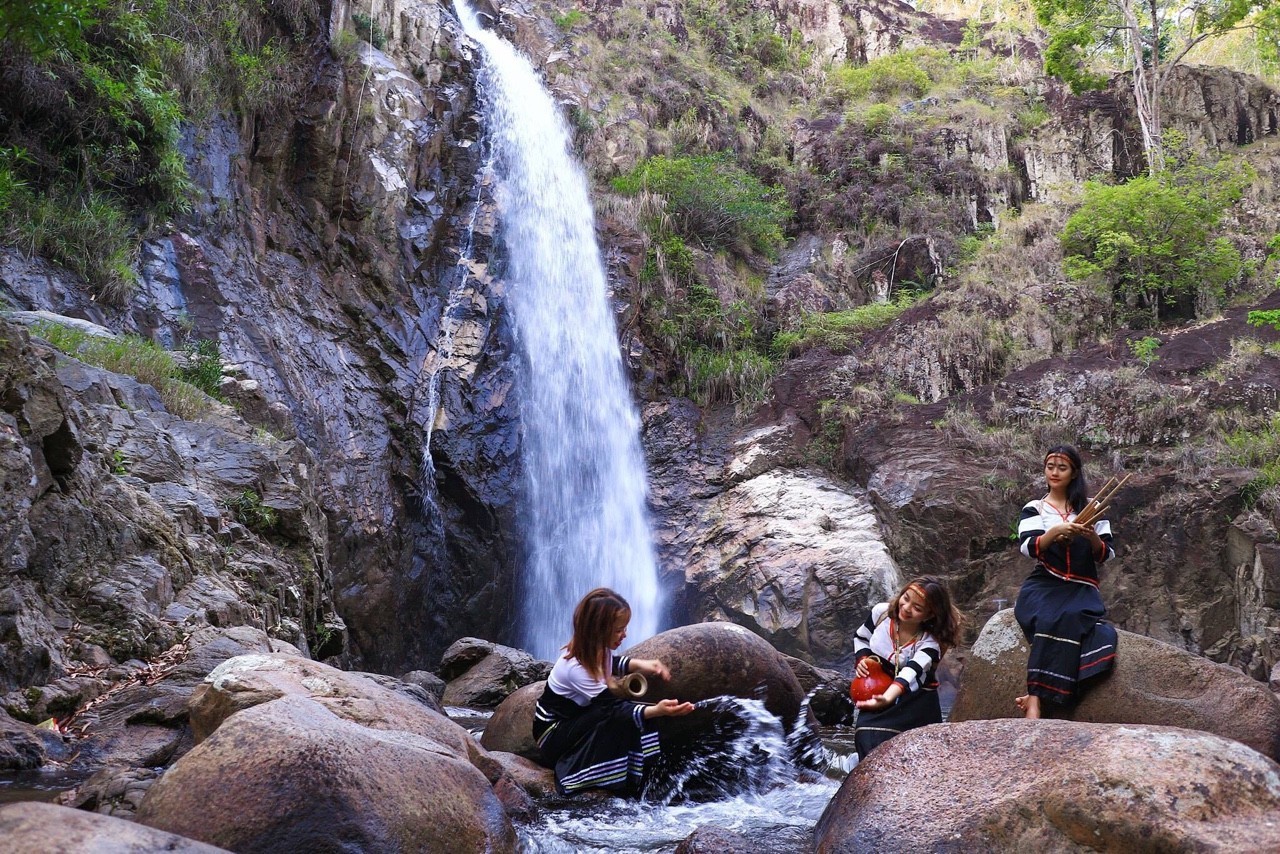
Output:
[
  {"xmin": 1014, "ymin": 566, "xmax": 1117, "ymax": 707},
  {"xmin": 537, "ymin": 695, "xmax": 660, "ymax": 796},
  {"xmin": 854, "ymin": 686, "xmax": 941, "ymax": 760}
]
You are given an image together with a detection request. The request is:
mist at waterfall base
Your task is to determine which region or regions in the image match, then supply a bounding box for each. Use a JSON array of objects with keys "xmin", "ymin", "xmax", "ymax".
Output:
[{"xmin": 454, "ymin": 1, "xmax": 662, "ymax": 660}]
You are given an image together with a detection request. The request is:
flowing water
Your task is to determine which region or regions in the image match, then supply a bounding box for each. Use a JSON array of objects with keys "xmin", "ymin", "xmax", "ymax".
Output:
[
  {"xmin": 494, "ymin": 695, "xmax": 850, "ymax": 852},
  {"xmin": 455, "ymin": 0, "xmax": 661, "ymax": 658}
]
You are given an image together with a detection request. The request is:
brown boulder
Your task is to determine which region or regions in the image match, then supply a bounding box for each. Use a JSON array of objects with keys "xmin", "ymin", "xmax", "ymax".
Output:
[
  {"xmin": 439, "ymin": 637, "xmax": 550, "ymax": 708},
  {"xmin": 814, "ymin": 719, "xmax": 1280, "ymax": 852},
  {"xmin": 951, "ymin": 609, "xmax": 1280, "ymax": 758},
  {"xmin": 480, "ymin": 680, "xmax": 543, "ymax": 759},
  {"xmin": 0, "ymin": 801, "xmax": 227, "ymax": 853},
  {"xmin": 188, "ymin": 653, "xmax": 477, "ymax": 759},
  {"xmin": 135, "ymin": 695, "xmax": 516, "ymax": 853},
  {"xmin": 628, "ymin": 622, "xmax": 807, "ymax": 730}
]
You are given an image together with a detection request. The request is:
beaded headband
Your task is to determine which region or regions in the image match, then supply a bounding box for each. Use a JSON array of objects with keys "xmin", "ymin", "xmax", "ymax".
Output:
[{"xmin": 1045, "ymin": 453, "xmax": 1074, "ymax": 469}]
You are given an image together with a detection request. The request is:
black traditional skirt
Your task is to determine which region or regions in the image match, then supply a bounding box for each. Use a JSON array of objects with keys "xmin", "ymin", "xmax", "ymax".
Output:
[
  {"xmin": 536, "ymin": 692, "xmax": 660, "ymax": 796},
  {"xmin": 853, "ymin": 685, "xmax": 942, "ymax": 760},
  {"xmin": 1014, "ymin": 566, "xmax": 1118, "ymax": 706}
]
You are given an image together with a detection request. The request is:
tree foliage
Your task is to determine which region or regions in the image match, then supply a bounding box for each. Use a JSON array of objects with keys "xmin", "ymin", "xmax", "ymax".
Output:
[
  {"xmin": 1061, "ymin": 155, "xmax": 1251, "ymax": 324},
  {"xmin": 0, "ymin": 0, "xmax": 108, "ymax": 56},
  {"xmin": 1032, "ymin": 0, "xmax": 1279, "ymax": 172}
]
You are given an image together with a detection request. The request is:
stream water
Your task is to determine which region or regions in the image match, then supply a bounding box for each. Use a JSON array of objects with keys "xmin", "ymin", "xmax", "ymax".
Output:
[
  {"xmin": 454, "ymin": 0, "xmax": 662, "ymax": 659},
  {"xmin": 453, "ymin": 695, "xmax": 855, "ymax": 853}
]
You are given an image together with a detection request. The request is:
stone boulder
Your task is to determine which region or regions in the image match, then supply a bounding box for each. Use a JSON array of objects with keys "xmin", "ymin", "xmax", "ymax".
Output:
[
  {"xmin": 480, "ymin": 681, "xmax": 543, "ymax": 759},
  {"xmin": 951, "ymin": 609, "xmax": 1280, "ymax": 759},
  {"xmin": 135, "ymin": 695, "xmax": 516, "ymax": 853},
  {"xmin": 0, "ymin": 801, "xmax": 227, "ymax": 853},
  {"xmin": 439, "ymin": 637, "xmax": 551, "ymax": 708},
  {"xmin": 0, "ymin": 711, "xmax": 67, "ymax": 771},
  {"xmin": 814, "ymin": 719, "xmax": 1280, "ymax": 852},
  {"xmin": 186, "ymin": 654, "xmax": 481, "ymax": 768},
  {"xmin": 628, "ymin": 622, "xmax": 807, "ymax": 733}
]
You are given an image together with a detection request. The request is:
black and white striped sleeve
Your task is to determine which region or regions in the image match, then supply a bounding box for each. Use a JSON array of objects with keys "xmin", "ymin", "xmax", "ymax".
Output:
[
  {"xmin": 853, "ymin": 603, "xmax": 886, "ymax": 663},
  {"xmin": 893, "ymin": 642, "xmax": 941, "ymax": 695},
  {"xmin": 1018, "ymin": 502, "xmax": 1045, "ymax": 559}
]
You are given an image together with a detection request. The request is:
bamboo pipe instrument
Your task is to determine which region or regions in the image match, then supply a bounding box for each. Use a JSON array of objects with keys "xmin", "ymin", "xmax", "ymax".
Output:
[{"xmin": 1075, "ymin": 473, "xmax": 1131, "ymax": 526}]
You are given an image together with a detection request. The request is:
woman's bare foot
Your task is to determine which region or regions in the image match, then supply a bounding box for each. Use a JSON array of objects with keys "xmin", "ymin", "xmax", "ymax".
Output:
[{"xmin": 1014, "ymin": 694, "xmax": 1041, "ymax": 719}]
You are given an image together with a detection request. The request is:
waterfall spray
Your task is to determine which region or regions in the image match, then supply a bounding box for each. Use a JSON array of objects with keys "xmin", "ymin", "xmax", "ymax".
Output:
[{"xmin": 455, "ymin": 0, "xmax": 661, "ymax": 658}]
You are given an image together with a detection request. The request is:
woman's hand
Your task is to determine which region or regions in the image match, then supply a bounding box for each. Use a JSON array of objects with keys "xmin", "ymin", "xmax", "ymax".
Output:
[
  {"xmin": 1046, "ymin": 522, "xmax": 1074, "ymax": 544},
  {"xmin": 631, "ymin": 658, "xmax": 671, "ymax": 680},
  {"xmin": 855, "ymin": 683, "xmax": 903, "ymax": 711},
  {"xmin": 643, "ymin": 698, "xmax": 696, "ymax": 719},
  {"xmin": 854, "ymin": 658, "xmax": 869, "ymax": 678}
]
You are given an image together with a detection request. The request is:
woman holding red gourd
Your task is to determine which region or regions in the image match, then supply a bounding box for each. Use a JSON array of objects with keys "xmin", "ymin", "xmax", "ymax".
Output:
[{"xmin": 850, "ymin": 576, "xmax": 964, "ymax": 759}]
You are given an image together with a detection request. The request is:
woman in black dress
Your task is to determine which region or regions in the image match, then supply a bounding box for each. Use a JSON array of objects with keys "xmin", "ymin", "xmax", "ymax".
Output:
[{"xmin": 1014, "ymin": 445, "xmax": 1117, "ymax": 718}]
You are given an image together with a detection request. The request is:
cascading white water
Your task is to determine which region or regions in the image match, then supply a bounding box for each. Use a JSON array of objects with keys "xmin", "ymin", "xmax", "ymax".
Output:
[{"xmin": 455, "ymin": 1, "xmax": 661, "ymax": 658}]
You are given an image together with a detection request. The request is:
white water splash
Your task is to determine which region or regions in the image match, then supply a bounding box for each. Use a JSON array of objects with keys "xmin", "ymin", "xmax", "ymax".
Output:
[{"xmin": 455, "ymin": 0, "xmax": 661, "ymax": 657}]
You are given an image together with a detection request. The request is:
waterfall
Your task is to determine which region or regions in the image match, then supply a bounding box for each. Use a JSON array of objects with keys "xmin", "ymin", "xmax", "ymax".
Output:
[{"xmin": 455, "ymin": 0, "xmax": 661, "ymax": 659}]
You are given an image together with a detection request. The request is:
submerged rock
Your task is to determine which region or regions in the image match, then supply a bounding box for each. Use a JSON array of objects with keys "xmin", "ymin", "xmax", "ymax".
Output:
[{"xmin": 814, "ymin": 719, "xmax": 1280, "ymax": 852}]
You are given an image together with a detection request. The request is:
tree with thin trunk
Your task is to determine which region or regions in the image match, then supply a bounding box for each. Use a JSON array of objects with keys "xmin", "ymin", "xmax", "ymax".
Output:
[{"xmin": 1032, "ymin": 0, "xmax": 1280, "ymax": 173}]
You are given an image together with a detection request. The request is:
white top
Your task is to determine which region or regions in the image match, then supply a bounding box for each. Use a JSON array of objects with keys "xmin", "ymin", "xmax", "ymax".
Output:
[{"xmin": 546, "ymin": 652, "xmax": 609, "ymax": 706}]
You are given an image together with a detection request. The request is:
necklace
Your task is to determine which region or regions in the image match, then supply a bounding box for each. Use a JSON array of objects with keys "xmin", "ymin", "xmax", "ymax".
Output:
[
  {"xmin": 890, "ymin": 619, "xmax": 920, "ymax": 673},
  {"xmin": 1042, "ymin": 494, "xmax": 1072, "ymax": 522}
]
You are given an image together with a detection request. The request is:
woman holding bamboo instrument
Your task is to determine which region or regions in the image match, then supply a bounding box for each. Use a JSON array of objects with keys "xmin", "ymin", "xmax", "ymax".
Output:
[{"xmin": 1014, "ymin": 445, "xmax": 1121, "ymax": 718}]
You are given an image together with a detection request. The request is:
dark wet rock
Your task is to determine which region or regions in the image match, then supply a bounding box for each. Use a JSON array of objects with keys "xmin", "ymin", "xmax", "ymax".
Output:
[
  {"xmin": 440, "ymin": 637, "xmax": 551, "ymax": 707},
  {"xmin": 55, "ymin": 765, "xmax": 163, "ymax": 819},
  {"xmin": 0, "ymin": 801, "xmax": 228, "ymax": 853},
  {"xmin": 814, "ymin": 719, "xmax": 1280, "ymax": 852},
  {"xmin": 0, "ymin": 711, "xmax": 67, "ymax": 770},
  {"xmin": 400, "ymin": 669, "xmax": 447, "ymax": 706},
  {"xmin": 952, "ymin": 609, "xmax": 1280, "ymax": 759},
  {"xmin": 676, "ymin": 825, "xmax": 769, "ymax": 854},
  {"xmin": 135, "ymin": 695, "xmax": 517, "ymax": 853}
]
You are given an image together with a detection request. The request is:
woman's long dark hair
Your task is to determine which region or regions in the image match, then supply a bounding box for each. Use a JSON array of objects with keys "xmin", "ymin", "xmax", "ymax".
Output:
[
  {"xmin": 888, "ymin": 576, "xmax": 965, "ymax": 653},
  {"xmin": 565, "ymin": 587, "xmax": 630, "ymax": 680},
  {"xmin": 1044, "ymin": 444, "xmax": 1089, "ymax": 512}
]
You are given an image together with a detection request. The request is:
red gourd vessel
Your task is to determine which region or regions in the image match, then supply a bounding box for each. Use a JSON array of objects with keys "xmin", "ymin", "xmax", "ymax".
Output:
[{"xmin": 849, "ymin": 658, "xmax": 894, "ymax": 702}]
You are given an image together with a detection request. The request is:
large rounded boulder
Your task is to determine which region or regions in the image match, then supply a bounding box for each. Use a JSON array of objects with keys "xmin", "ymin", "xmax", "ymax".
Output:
[
  {"xmin": 628, "ymin": 622, "xmax": 807, "ymax": 730},
  {"xmin": 188, "ymin": 653, "xmax": 479, "ymax": 763},
  {"xmin": 0, "ymin": 801, "xmax": 228, "ymax": 853},
  {"xmin": 135, "ymin": 695, "xmax": 516, "ymax": 853},
  {"xmin": 951, "ymin": 609, "xmax": 1280, "ymax": 758},
  {"xmin": 480, "ymin": 681, "xmax": 544, "ymax": 759},
  {"xmin": 814, "ymin": 719, "xmax": 1280, "ymax": 852}
]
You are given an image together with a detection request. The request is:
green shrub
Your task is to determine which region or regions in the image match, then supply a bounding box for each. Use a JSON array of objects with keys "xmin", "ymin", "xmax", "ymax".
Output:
[
  {"xmin": 1224, "ymin": 414, "xmax": 1280, "ymax": 507},
  {"xmin": 350, "ymin": 12, "xmax": 387, "ymax": 50},
  {"xmin": 8, "ymin": 187, "xmax": 137, "ymax": 303},
  {"xmin": 228, "ymin": 489, "xmax": 279, "ymax": 533},
  {"xmin": 553, "ymin": 10, "xmax": 586, "ymax": 30},
  {"xmin": 180, "ymin": 339, "xmax": 225, "ymax": 397},
  {"xmin": 613, "ymin": 153, "xmax": 790, "ymax": 257},
  {"xmin": 832, "ymin": 53, "xmax": 931, "ymax": 101},
  {"xmin": 771, "ymin": 292, "xmax": 920, "ymax": 357},
  {"xmin": 1061, "ymin": 158, "xmax": 1250, "ymax": 325},
  {"xmin": 1129, "ymin": 335, "xmax": 1161, "ymax": 366},
  {"xmin": 1247, "ymin": 309, "xmax": 1280, "ymax": 330},
  {"xmin": 30, "ymin": 320, "xmax": 218, "ymax": 419},
  {"xmin": 0, "ymin": 0, "xmax": 107, "ymax": 56}
]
